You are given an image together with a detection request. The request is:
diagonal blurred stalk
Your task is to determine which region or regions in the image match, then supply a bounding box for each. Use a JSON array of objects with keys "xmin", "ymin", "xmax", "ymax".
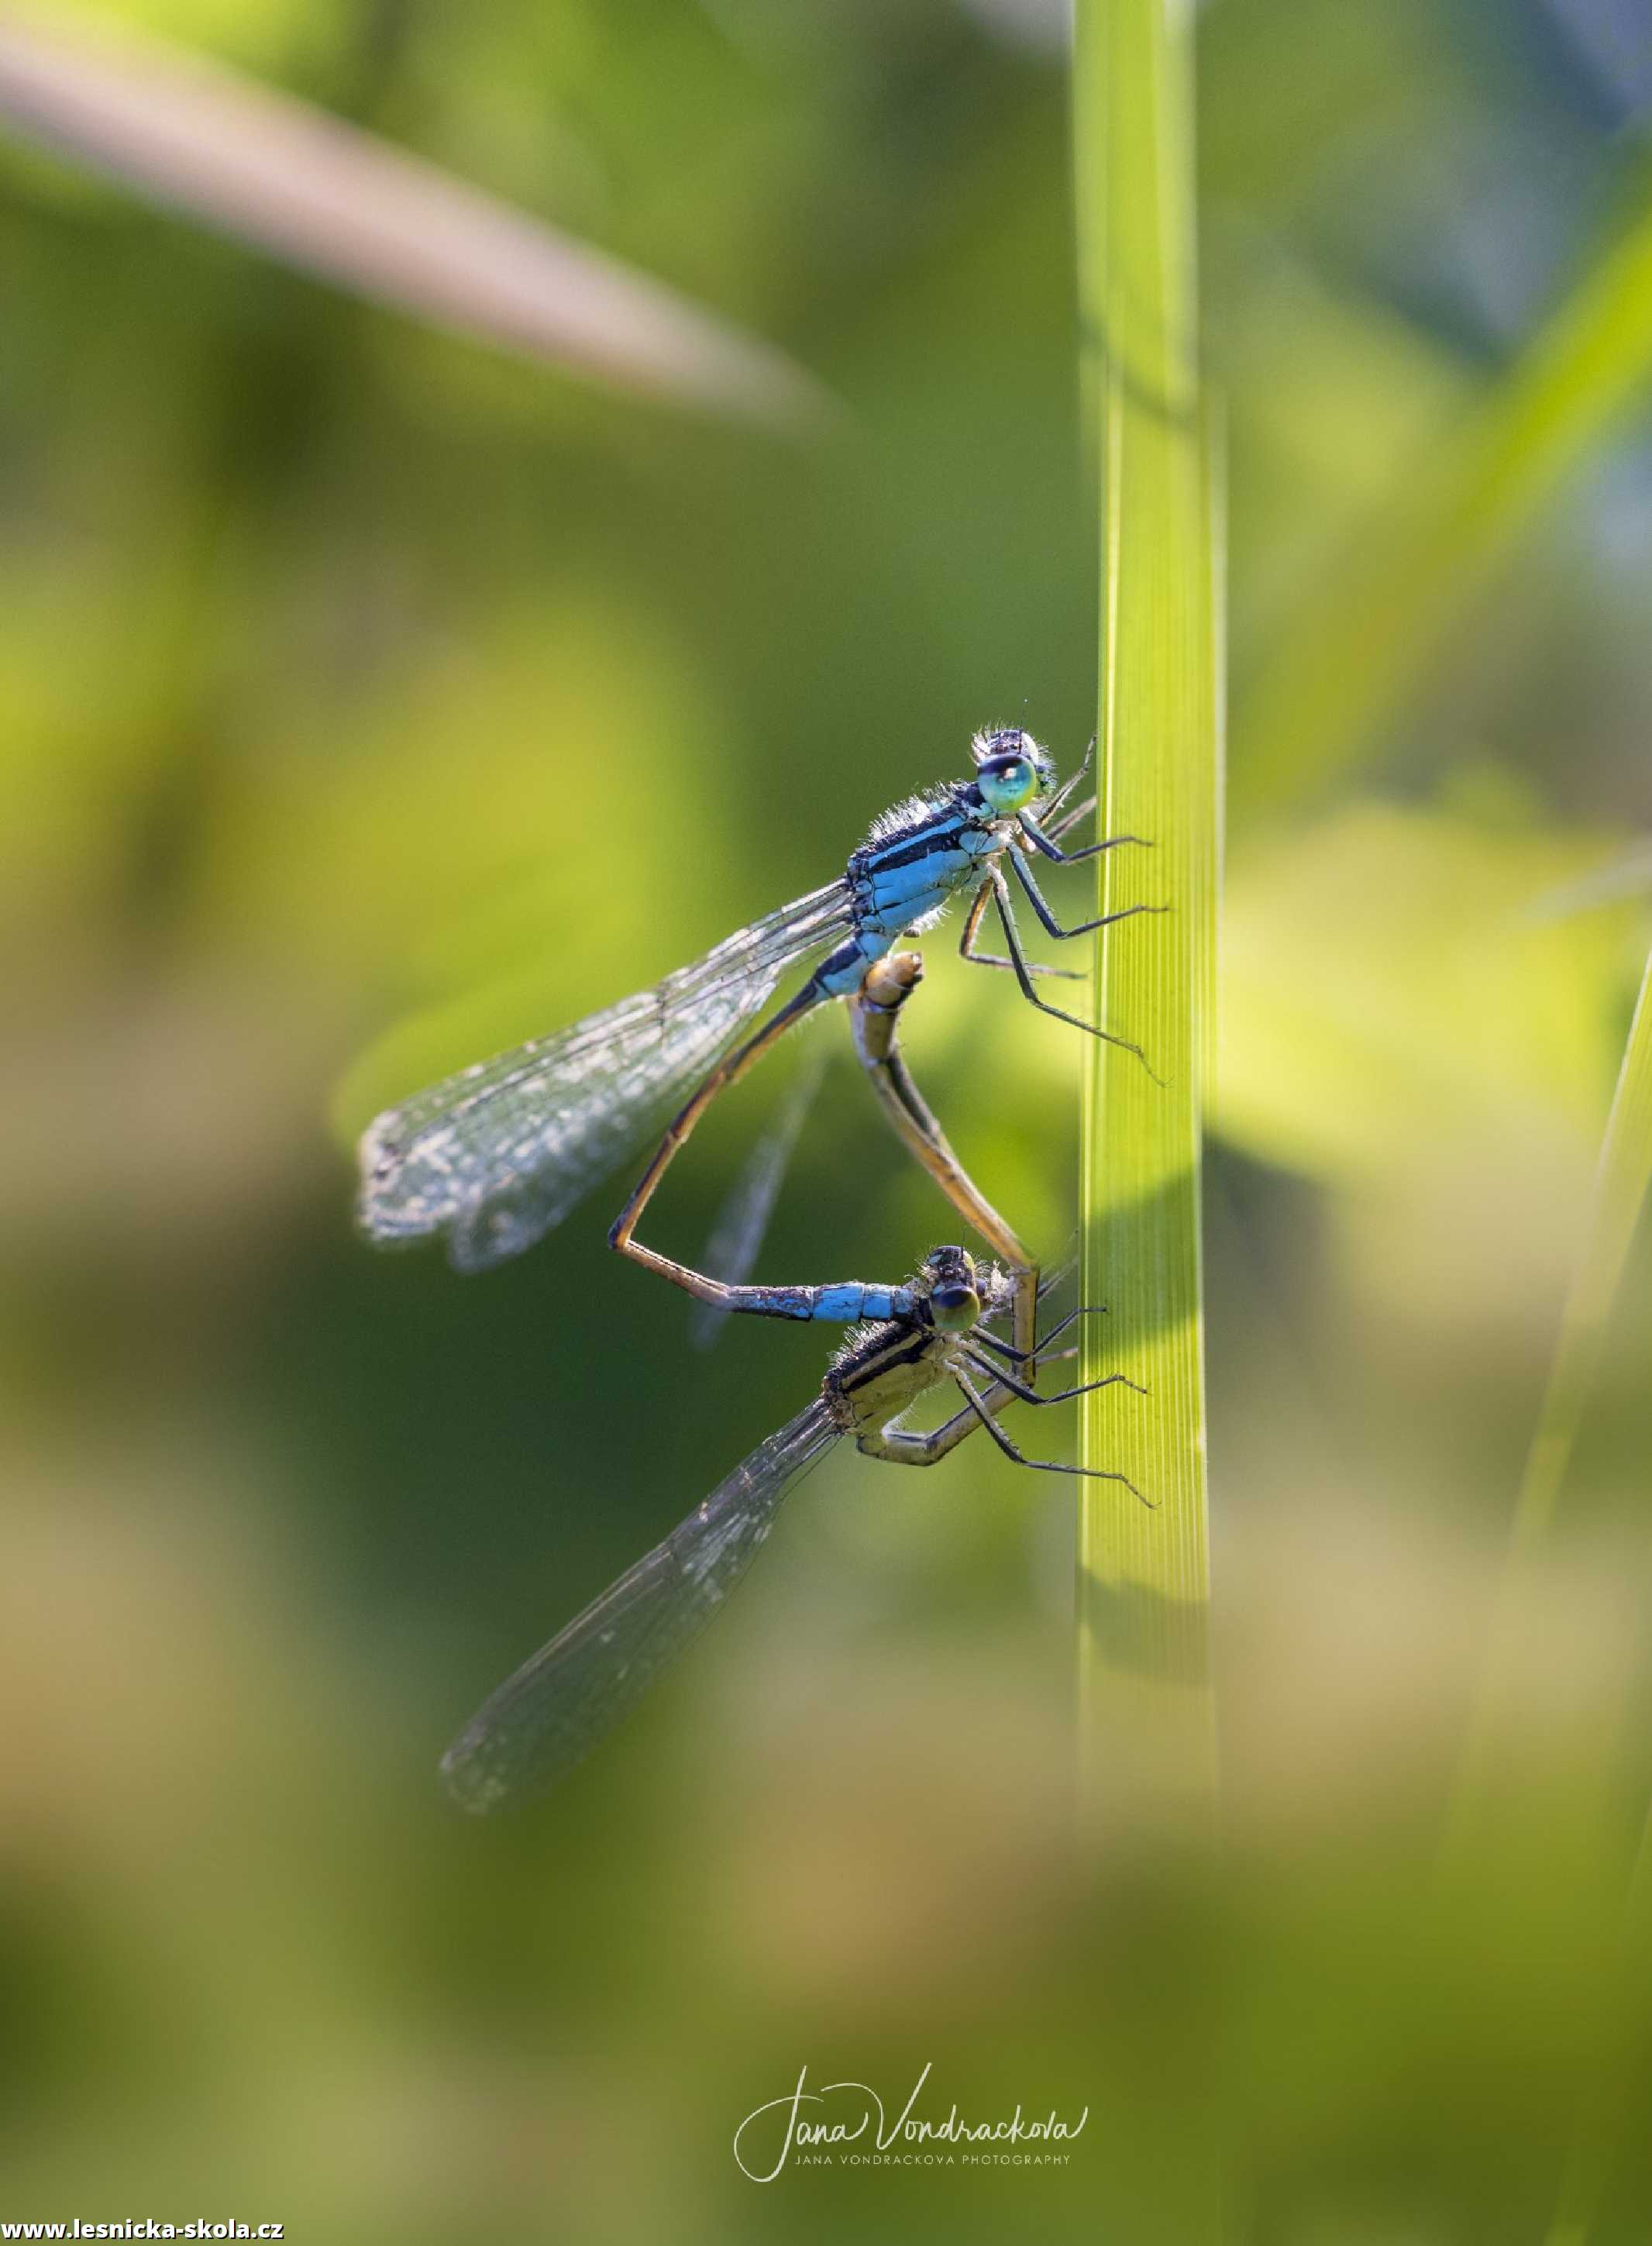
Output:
[
  {"xmin": 0, "ymin": 1, "xmax": 829, "ymax": 427},
  {"xmin": 1449, "ymin": 936, "xmax": 1652, "ymax": 1852},
  {"xmin": 1449, "ymin": 937, "xmax": 1652, "ymax": 2246},
  {"xmin": 1235, "ymin": 168, "xmax": 1652, "ymax": 811},
  {"xmin": 1506, "ymin": 941, "xmax": 1652, "ymax": 1564}
]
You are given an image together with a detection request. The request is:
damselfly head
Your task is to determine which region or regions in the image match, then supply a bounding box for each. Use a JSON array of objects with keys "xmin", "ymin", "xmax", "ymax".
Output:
[
  {"xmin": 971, "ymin": 725, "xmax": 1054, "ymax": 816},
  {"xmin": 921, "ymin": 1244, "xmax": 981, "ymax": 1332}
]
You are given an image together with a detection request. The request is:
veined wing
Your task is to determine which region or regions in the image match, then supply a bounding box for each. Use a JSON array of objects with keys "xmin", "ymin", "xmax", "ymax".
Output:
[
  {"xmin": 358, "ymin": 880, "xmax": 852, "ymax": 1271},
  {"xmin": 441, "ymin": 1400, "xmax": 841, "ymax": 1810}
]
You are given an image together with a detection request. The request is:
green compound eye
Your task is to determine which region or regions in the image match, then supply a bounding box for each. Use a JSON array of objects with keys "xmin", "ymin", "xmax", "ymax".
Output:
[
  {"xmin": 929, "ymin": 1282, "xmax": 980, "ymax": 1332},
  {"xmin": 976, "ymin": 755, "xmax": 1038, "ymax": 815}
]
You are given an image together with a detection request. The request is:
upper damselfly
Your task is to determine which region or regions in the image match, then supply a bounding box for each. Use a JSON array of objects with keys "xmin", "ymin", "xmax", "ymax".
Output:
[
  {"xmin": 440, "ymin": 1246, "xmax": 1141, "ymax": 1810},
  {"xmin": 357, "ymin": 727, "xmax": 1156, "ymax": 1314}
]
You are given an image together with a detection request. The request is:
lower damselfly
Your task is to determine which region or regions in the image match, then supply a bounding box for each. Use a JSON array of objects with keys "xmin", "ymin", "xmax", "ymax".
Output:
[
  {"xmin": 358, "ymin": 729, "xmax": 1158, "ymax": 1326},
  {"xmin": 440, "ymin": 1247, "xmax": 1142, "ymax": 1810}
]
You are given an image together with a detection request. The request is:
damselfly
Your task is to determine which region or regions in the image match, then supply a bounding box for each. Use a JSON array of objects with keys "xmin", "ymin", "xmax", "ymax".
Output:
[
  {"xmin": 358, "ymin": 728, "xmax": 1155, "ymax": 1314},
  {"xmin": 440, "ymin": 1247, "xmax": 1141, "ymax": 1810}
]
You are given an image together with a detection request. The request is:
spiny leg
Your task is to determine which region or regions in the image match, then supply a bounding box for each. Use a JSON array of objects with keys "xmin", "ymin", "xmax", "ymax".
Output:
[
  {"xmin": 973, "ymin": 1303, "xmax": 1110, "ymax": 1363},
  {"xmin": 1042, "ymin": 734, "xmax": 1096, "ymax": 821},
  {"xmin": 868, "ymin": 1314, "xmax": 1090, "ymax": 1462},
  {"xmin": 979, "ymin": 867, "xmax": 1165, "ymax": 1082},
  {"xmin": 880, "ymin": 1345, "xmax": 1080, "ymax": 1461},
  {"xmin": 1035, "ymin": 739, "xmax": 1147, "ymax": 853},
  {"xmin": 952, "ymin": 1366, "xmax": 1147, "ymax": 1500},
  {"xmin": 853, "ymin": 1366, "xmax": 1022, "ymax": 1466},
  {"xmin": 959, "ymin": 1349, "xmax": 1144, "ymax": 1408},
  {"xmin": 1009, "ymin": 844, "xmax": 1168, "ymax": 943},
  {"xmin": 1018, "ymin": 814, "xmax": 1151, "ymax": 867},
  {"xmin": 934, "ymin": 1289, "xmax": 1102, "ymax": 1442},
  {"xmin": 959, "ymin": 880, "xmax": 1083, "ymax": 980},
  {"xmin": 983, "ymin": 865, "xmax": 1155, "ymax": 1059},
  {"xmin": 1038, "ymin": 1300, "xmax": 1105, "ymax": 1351},
  {"xmin": 608, "ymin": 982, "xmax": 823, "ymax": 1301},
  {"xmin": 1046, "ymin": 791, "xmax": 1097, "ymax": 846}
]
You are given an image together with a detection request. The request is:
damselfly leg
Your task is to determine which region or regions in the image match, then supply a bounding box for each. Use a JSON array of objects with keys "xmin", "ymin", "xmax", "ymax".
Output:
[
  {"xmin": 689, "ymin": 1042, "xmax": 830, "ymax": 1351},
  {"xmin": 848, "ymin": 949, "xmax": 1041, "ymax": 1373}
]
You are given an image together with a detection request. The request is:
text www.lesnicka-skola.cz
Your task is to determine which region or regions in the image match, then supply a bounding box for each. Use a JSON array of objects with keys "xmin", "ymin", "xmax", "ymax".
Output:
[{"xmin": 0, "ymin": 2221, "xmax": 283, "ymax": 2239}]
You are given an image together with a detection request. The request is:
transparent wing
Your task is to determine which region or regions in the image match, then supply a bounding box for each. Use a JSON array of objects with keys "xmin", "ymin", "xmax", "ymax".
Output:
[
  {"xmin": 441, "ymin": 1400, "xmax": 841, "ymax": 1810},
  {"xmin": 358, "ymin": 881, "xmax": 852, "ymax": 1271},
  {"xmin": 689, "ymin": 1038, "xmax": 831, "ymax": 1349}
]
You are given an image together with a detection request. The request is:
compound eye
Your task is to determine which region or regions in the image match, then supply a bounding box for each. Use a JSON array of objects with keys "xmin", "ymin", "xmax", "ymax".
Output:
[
  {"xmin": 976, "ymin": 755, "xmax": 1036, "ymax": 814},
  {"xmin": 929, "ymin": 1282, "xmax": 980, "ymax": 1332}
]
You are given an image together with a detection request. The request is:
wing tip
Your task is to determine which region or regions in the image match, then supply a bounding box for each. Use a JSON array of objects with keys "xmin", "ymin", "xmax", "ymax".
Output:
[
  {"xmin": 355, "ymin": 1111, "xmax": 475, "ymax": 1254},
  {"xmin": 355, "ymin": 1111, "xmax": 408, "ymax": 1214},
  {"xmin": 439, "ymin": 1740, "xmax": 508, "ymax": 1816}
]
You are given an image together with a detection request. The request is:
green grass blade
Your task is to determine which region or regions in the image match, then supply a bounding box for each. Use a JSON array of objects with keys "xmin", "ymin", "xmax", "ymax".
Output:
[
  {"xmin": 1509, "ymin": 940, "xmax": 1652, "ymax": 1559},
  {"xmin": 1521, "ymin": 942, "xmax": 1652, "ymax": 2246},
  {"xmin": 1072, "ymin": 0, "xmax": 1220, "ymax": 1829},
  {"xmin": 1235, "ymin": 171, "xmax": 1652, "ymax": 810},
  {"xmin": 1450, "ymin": 941, "xmax": 1652, "ymax": 1807},
  {"xmin": 1437, "ymin": 942, "xmax": 1652, "ymax": 2245},
  {"xmin": 1072, "ymin": 15, "xmax": 1223, "ymax": 2235}
]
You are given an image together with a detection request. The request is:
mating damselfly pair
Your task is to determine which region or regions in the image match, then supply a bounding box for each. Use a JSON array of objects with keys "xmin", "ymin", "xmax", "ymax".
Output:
[{"xmin": 356, "ymin": 727, "xmax": 1158, "ymax": 1805}]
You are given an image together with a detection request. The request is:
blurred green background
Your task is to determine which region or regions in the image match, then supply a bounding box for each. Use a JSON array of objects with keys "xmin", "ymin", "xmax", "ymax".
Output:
[{"xmin": 4, "ymin": 0, "xmax": 1652, "ymax": 2238}]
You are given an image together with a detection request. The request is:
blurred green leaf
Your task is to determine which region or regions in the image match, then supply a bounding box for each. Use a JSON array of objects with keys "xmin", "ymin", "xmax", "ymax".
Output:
[
  {"xmin": 1545, "ymin": 1800, "xmax": 1652, "ymax": 2246},
  {"xmin": 1235, "ymin": 163, "xmax": 1652, "ymax": 808},
  {"xmin": 1510, "ymin": 938, "xmax": 1652, "ymax": 1556},
  {"xmin": 1217, "ymin": 794, "xmax": 1631, "ymax": 1188},
  {"xmin": 1215, "ymin": 794, "xmax": 1643, "ymax": 1351},
  {"xmin": 1448, "ymin": 946, "xmax": 1652, "ymax": 2246}
]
